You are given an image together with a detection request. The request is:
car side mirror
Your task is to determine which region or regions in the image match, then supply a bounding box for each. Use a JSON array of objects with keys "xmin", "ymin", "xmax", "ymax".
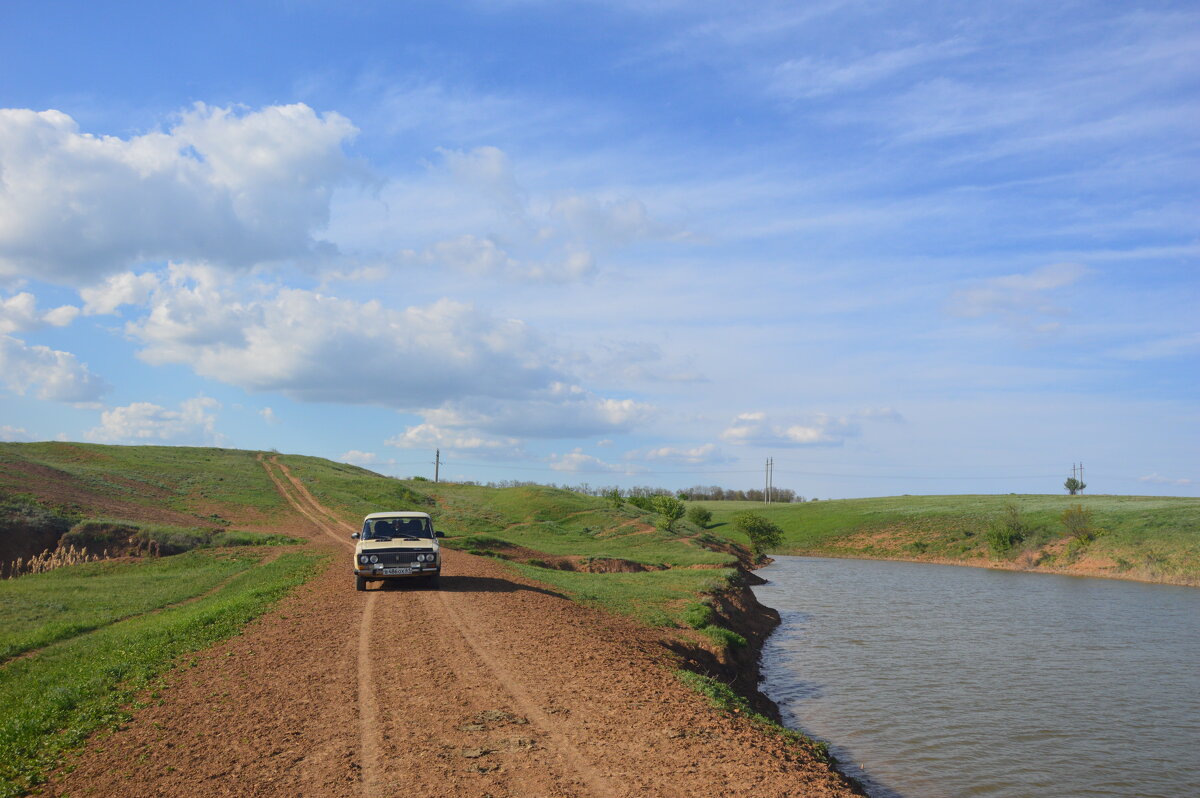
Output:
[
  {"xmin": 351, "ymin": 532, "xmax": 360, "ymax": 539},
  {"xmin": 435, "ymin": 530, "xmax": 445, "ymax": 538}
]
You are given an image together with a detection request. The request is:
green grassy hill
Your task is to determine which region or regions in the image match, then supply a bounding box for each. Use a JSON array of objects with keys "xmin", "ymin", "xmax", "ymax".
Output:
[{"xmin": 697, "ymin": 494, "xmax": 1200, "ymax": 585}]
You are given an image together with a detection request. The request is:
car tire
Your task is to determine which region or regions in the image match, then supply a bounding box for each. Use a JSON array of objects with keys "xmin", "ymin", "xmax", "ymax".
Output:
[{"xmin": 356, "ymin": 575, "xmax": 367, "ymax": 591}]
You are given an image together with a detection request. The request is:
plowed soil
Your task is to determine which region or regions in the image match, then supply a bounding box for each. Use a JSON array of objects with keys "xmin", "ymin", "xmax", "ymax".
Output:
[{"xmin": 42, "ymin": 459, "xmax": 859, "ymax": 797}]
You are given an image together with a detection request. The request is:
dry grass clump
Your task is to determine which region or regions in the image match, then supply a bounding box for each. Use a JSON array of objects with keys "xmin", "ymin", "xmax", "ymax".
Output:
[{"xmin": 4, "ymin": 544, "xmax": 113, "ymax": 579}]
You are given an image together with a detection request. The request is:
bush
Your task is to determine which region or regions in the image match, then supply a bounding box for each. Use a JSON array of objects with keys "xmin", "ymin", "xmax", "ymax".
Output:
[
  {"xmin": 986, "ymin": 503, "xmax": 1029, "ymax": 555},
  {"xmin": 732, "ymin": 512, "xmax": 783, "ymax": 555},
  {"xmin": 686, "ymin": 506, "xmax": 712, "ymax": 529},
  {"xmin": 626, "ymin": 496, "xmax": 655, "ymax": 512},
  {"xmin": 1061, "ymin": 504, "xmax": 1095, "ymax": 541}
]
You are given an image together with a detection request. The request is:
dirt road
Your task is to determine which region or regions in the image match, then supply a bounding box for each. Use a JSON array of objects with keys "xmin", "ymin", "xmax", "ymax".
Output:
[{"xmin": 44, "ymin": 459, "xmax": 859, "ymax": 797}]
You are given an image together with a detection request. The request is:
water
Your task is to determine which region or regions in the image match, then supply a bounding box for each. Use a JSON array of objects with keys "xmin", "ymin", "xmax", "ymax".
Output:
[{"xmin": 752, "ymin": 557, "xmax": 1200, "ymax": 798}]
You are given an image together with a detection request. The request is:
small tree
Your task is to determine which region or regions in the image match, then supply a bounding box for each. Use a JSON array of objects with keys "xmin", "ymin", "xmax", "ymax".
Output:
[
  {"xmin": 603, "ymin": 487, "xmax": 623, "ymax": 509},
  {"xmin": 986, "ymin": 503, "xmax": 1028, "ymax": 555},
  {"xmin": 652, "ymin": 495, "xmax": 686, "ymax": 532},
  {"xmin": 733, "ymin": 511, "xmax": 783, "ymax": 555},
  {"xmin": 687, "ymin": 505, "xmax": 712, "ymax": 529},
  {"xmin": 1064, "ymin": 477, "xmax": 1086, "ymax": 495}
]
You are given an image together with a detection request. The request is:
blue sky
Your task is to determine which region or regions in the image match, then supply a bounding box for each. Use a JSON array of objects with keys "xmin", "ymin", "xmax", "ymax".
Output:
[{"xmin": 1, "ymin": 0, "xmax": 1196, "ymax": 497}]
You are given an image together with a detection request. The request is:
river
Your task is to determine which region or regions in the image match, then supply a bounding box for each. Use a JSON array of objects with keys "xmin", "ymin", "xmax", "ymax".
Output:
[{"xmin": 752, "ymin": 556, "xmax": 1200, "ymax": 798}]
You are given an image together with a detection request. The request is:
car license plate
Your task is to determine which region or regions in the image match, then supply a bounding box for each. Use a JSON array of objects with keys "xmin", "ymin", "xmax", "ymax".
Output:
[{"xmin": 381, "ymin": 567, "xmax": 412, "ymax": 575}]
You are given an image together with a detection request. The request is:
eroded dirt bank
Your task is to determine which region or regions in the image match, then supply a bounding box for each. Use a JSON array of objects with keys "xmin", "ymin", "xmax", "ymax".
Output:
[{"xmin": 41, "ymin": 464, "xmax": 861, "ymax": 798}]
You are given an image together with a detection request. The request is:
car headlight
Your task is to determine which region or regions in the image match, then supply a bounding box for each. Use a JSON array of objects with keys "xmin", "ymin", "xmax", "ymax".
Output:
[
  {"xmin": 358, "ymin": 554, "xmax": 369, "ymax": 564},
  {"xmin": 419, "ymin": 553, "xmax": 428, "ymax": 562},
  {"xmin": 369, "ymin": 554, "xmax": 379, "ymax": 563}
]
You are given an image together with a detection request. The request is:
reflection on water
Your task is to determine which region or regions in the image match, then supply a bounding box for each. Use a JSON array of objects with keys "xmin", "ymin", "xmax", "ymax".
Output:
[{"xmin": 753, "ymin": 557, "xmax": 1200, "ymax": 798}]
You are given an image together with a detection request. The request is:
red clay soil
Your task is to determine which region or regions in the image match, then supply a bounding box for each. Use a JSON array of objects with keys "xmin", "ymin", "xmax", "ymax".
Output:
[{"xmin": 39, "ymin": 458, "xmax": 860, "ymax": 798}]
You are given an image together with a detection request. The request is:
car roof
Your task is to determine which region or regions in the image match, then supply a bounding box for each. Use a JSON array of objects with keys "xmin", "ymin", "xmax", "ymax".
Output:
[{"xmin": 363, "ymin": 511, "xmax": 432, "ymax": 520}]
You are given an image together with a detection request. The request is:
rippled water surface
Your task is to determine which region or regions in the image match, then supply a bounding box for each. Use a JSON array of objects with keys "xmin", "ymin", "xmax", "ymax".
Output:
[{"xmin": 752, "ymin": 557, "xmax": 1200, "ymax": 798}]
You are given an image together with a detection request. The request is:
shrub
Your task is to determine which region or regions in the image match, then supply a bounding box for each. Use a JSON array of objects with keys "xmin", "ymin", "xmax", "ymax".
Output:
[
  {"xmin": 732, "ymin": 512, "xmax": 783, "ymax": 555},
  {"xmin": 986, "ymin": 503, "xmax": 1029, "ymax": 555},
  {"xmin": 1061, "ymin": 504, "xmax": 1095, "ymax": 541},
  {"xmin": 686, "ymin": 506, "xmax": 712, "ymax": 529},
  {"xmin": 626, "ymin": 496, "xmax": 654, "ymax": 512}
]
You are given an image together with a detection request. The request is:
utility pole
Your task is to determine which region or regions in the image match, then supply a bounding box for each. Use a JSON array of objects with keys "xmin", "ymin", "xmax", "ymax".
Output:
[
  {"xmin": 1079, "ymin": 462, "xmax": 1084, "ymax": 493},
  {"xmin": 764, "ymin": 457, "xmax": 774, "ymax": 504},
  {"xmin": 434, "ymin": 449, "xmax": 440, "ymax": 484}
]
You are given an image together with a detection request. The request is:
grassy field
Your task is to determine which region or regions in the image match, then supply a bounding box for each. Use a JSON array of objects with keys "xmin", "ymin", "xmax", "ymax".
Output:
[
  {"xmin": 0, "ymin": 443, "xmax": 290, "ymax": 527},
  {"xmin": 0, "ymin": 548, "xmax": 324, "ymax": 797},
  {"xmin": 697, "ymin": 494, "xmax": 1200, "ymax": 584}
]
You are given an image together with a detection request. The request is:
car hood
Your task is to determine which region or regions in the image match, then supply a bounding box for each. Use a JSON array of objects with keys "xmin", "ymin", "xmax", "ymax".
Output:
[{"xmin": 356, "ymin": 538, "xmax": 438, "ymax": 552}]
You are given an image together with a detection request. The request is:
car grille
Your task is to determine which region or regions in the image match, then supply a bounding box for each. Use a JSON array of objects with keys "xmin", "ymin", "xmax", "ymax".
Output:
[{"xmin": 368, "ymin": 548, "xmax": 434, "ymax": 565}]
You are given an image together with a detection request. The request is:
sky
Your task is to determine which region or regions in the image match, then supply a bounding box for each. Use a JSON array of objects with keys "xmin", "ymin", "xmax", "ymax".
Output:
[{"xmin": 0, "ymin": 0, "xmax": 1197, "ymax": 498}]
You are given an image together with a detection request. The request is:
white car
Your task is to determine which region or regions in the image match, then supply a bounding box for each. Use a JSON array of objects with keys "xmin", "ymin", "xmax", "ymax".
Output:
[{"xmin": 352, "ymin": 511, "xmax": 443, "ymax": 591}]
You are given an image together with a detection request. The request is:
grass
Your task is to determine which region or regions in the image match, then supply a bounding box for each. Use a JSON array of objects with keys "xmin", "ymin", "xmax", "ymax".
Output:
[
  {"xmin": 675, "ymin": 670, "xmax": 832, "ymax": 763},
  {"xmin": 0, "ymin": 551, "xmax": 263, "ymax": 661},
  {"xmin": 696, "ymin": 494, "xmax": 1200, "ymax": 584},
  {"xmin": 0, "ymin": 443, "xmax": 289, "ymax": 524},
  {"xmin": 274, "ymin": 454, "xmax": 431, "ymax": 522},
  {"xmin": 509, "ymin": 563, "xmax": 735, "ymax": 627},
  {"xmin": 0, "ymin": 549, "xmax": 324, "ymax": 797}
]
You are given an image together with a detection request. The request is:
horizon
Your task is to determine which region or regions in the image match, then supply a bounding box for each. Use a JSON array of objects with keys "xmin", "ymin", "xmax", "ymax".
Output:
[{"xmin": 1, "ymin": 1, "xmax": 1196, "ymax": 499}]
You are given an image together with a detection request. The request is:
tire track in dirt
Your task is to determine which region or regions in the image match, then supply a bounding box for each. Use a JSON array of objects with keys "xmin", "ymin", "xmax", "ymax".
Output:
[
  {"xmin": 259, "ymin": 454, "xmax": 384, "ymax": 797},
  {"xmin": 428, "ymin": 586, "xmax": 617, "ymax": 797}
]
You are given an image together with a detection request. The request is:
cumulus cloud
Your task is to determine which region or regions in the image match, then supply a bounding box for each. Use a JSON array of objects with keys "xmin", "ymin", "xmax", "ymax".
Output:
[
  {"xmin": 422, "ymin": 384, "xmax": 655, "ymax": 439},
  {"xmin": 0, "ymin": 334, "xmax": 109, "ymax": 402},
  {"xmin": 340, "ymin": 450, "xmax": 379, "ymax": 466},
  {"xmin": 86, "ymin": 397, "xmax": 221, "ymax": 444},
  {"xmin": 122, "ymin": 264, "xmax": 559, "ymax": 407},
  {"xmin": 948, "ymin": 263, "xmax": 1087, "ymax": 330},
  {"xmin": 80, "ymin": 272, "xmax": 160, "ymax": 315},
  {"xmin": 0, "ymin": 104, "xmax": 358, "ymax": 284},
  {"xmin": 635, "ymin": 443, "xmax": 732, "ymax": 465},
  {"xmin": 720, "ymin": 410, "xmax": 860, "ymax": 447},
  {"xmin": 0, "ymin": 292, "xmax": 79, "ymax": 333},
  {"xmin": 385, "ymin": 423, "xmax": 522, "ymax": 456},
  {"xmin": 549, "ymin": 449, "xmax": 627, "ymax": 473},
  {"xmin": 259, "ymin": 407, "xmax": 278, "ymax": 424},
  {"xmin": 0, "ymin": 425, "xmax": 35, "ymax": 442},
  {"xmin": 401, "ymin": 146, "xmax": 682, "ymax": 282}
]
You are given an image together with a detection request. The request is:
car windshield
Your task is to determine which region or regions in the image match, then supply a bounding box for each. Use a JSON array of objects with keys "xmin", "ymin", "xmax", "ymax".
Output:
[{"xmin": 361, "ymin": 517, "xmax": 432, "ymax": 540}]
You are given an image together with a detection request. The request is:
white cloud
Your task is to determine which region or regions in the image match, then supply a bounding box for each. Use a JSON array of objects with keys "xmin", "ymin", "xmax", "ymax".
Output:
[
  {"xmin": 769, "ymin": 39, "xmax": 972, "ymax": 99},
  {"xmin": 422, "ymin": 383, "xmax": 655, "ymax": 439},
  {"xmin": 0, "ymin": 292, "xmax": 79, "ymax": 333},
  {"xmin": 0, "ymin": 104, "xmax": 358, "ymax": 284},
  {"xmin": 0, "ymin": 334, "xmax": 109, "ymax": 402},
  {"xmin": 123, "ymin": 265, "xmax": 561, "ymax": 408},
  {"xmin": 1112, "ymin": 333, "xmax": 1200, "ymax": 361},
  {"xmin": 385, "ymin": 423, "xmax": 522, "ymax": 456},
  {"xmin": 86, "ymin": 396, "xmax": 221, "ymax": 444},
  {"xmin": 259, "ymin": 407, "xmax": 279, "ymax": 424},
  {"xmin": 948, "ymin": 263, "xmax": 1087, "ymax": 329},
  {"xmin": 636, "ymin": 443, "xmax": 731, "ymax": 465},
  {"xmin": 549, "ymin": 449, "xmax": 626, "ymax": 473},
  {"xmin": 0, "ymin": 425, "xmax": 35, "ymax": 442},
  {"xmin": 1138, "ymin": 473, "xmax": 1195, "ymax": 487},
  {"xmin": 340, "ymin": 450, "xmax": 378, "ymax": 466},
  {"xmin": 80, "ymin": 272, "xmax": 160, "ymax": 315},
  {"xmin": 720, "ymin": 410, "xmax": 858, "ymax": 447}
]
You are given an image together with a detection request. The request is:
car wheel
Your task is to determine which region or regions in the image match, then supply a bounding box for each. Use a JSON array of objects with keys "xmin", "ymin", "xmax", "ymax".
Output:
[{"xmin": 356, "ymin": 575, "xmax": 367, "ymax": 591}]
